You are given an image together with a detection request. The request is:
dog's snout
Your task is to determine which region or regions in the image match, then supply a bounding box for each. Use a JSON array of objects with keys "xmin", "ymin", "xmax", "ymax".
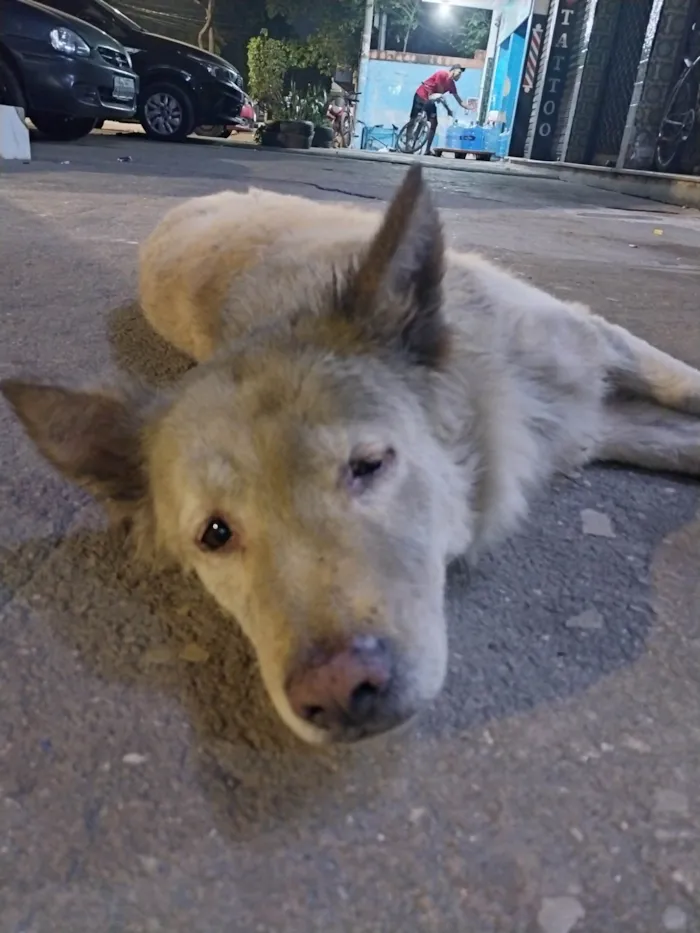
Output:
[{"xmin": 286, "ymin": 635, "xmax": 395, "ymax": 735}]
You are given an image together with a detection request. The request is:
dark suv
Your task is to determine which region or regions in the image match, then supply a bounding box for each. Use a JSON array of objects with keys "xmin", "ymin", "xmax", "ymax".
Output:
[
  {"xmin": 0, "ymin": 0, "xmax": 138, "ymax": 140},
  {"xmin": 41, "ymin": 0, "xmax": 247, "ymax": 141}
]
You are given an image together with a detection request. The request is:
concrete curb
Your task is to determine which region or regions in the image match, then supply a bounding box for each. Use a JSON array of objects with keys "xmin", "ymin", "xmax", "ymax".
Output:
[
  {"xmin": 226, "ymin": 138, "xmax": 700, "ymax": 209},
  {"xmin": 226, "ymin": 138, "xmax": 527, "ymax": 178},
  {"xmin": 509, "ymin": 158, "xmax": 700, "ymax": 211}
]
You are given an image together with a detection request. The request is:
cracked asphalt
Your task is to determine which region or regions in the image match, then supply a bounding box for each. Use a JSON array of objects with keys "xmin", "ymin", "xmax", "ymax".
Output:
[{"xmin": 2, "ymin": 132, "xmax": 700, "ymax": 933}]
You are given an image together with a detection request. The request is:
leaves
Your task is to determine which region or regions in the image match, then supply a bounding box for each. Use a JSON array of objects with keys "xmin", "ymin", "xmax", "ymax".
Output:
[
  {"xmin": 448, "ymin": 8, "xmax": 491, "ymax": 59},
  {"xmin": 277, "ymin": 80, "xmax": 329, "ymax": 123},
  {"xmin": 247, "ymin": 30, "xmax": 290, "ymax": 108},
  {"xmin": 378, "ymin": 0, "xmax": 420, "ymax": 52},
  {"xmin": 264, "ymin": 0, "xmax": 365, "ymax": 69}
]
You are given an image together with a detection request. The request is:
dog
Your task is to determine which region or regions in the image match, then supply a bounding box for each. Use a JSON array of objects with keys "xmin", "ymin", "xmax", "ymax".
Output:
[{"xmin": 4, "ymin": 165, "xmax": 700, "ymax": 746}]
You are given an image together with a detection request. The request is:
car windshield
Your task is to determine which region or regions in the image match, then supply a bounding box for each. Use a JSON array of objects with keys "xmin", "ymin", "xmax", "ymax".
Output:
[{"xmin": 94, "ymin": 0, "xmax": 144, "ymax": 33}]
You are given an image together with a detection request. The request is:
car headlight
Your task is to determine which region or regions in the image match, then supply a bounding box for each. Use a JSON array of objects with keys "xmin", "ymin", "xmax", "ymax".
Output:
[
  {"xmin": 50, "ymin": 27, "xmax": 91, "ymax": 57},
  {"xmin": 202, "ymin": 61, "xmax": 236, "ymax": 84}
]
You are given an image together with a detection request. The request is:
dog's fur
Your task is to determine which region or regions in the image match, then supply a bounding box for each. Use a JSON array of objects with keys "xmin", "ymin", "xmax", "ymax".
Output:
[{"xmin": 5, "ymin": 166, "xmax": 700, "ymax": 745}]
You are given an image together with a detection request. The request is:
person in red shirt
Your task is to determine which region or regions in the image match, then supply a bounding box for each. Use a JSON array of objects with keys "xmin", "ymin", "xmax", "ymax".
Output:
[{"xmin": 409, "ymin": 65, "xmax": 469, "ymax": 155}]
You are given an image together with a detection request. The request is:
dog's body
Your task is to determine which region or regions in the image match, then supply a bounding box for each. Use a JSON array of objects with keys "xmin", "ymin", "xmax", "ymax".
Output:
[
  {"xmin": 5, "ymin": 167, "xmax": 700, "ymax": 745},
  {"xmin": 138, "ymin": 179, "xmax": 700, "ymax": 556}
]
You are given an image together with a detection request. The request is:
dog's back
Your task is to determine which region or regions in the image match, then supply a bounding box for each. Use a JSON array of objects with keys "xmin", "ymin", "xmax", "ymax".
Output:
[{"xmin": 139, "ymin": 187, "xmax": 381, "ymax": 361}]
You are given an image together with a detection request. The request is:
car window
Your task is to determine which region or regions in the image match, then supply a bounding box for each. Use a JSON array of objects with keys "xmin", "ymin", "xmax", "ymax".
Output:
[{"xmin": 54, "ymin": 0, "xmax": 128, "ymax": 40}]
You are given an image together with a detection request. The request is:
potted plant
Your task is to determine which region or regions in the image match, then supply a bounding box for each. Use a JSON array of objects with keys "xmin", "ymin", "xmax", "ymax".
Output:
[
  {"xmin": 303, "ymin": 86, "xmax": 334, "ymax": 148},
  {"xmin": 248, "ymin": 31, "xmax": 297, "ymax": 146},
  {"xmin": 259, "ymin": 82, "xmax": 334, "ymax": 150}
]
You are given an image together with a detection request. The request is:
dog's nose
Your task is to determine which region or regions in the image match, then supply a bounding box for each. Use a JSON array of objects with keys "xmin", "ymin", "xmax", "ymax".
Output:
[{"xmin": 286, "ymin": 635, "xmax": 395, "ymax": 734}]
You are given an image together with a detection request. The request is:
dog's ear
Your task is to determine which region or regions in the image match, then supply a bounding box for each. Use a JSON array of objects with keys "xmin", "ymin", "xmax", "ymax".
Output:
[
  {"xmin": 1, "ymin": 379, "xmax": 149, "ymax": 508},
  {"xmin": 336, "ymin": 165, "xmax": 448, "ymax": 368}
]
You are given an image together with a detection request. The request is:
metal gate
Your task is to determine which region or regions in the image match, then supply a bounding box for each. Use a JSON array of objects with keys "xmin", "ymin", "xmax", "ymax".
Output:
[
  {"xmin": 586, "ymin": 0, "xmax": 654, "ymax": 164},
  {"xmin": 674, "ymin": 0, "xmax": 700, "ymax": 173}
]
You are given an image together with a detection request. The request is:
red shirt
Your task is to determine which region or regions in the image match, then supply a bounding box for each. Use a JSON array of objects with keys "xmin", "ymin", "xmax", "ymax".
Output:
[{"xmin": 416, "ymin": 70, "xmax": 457, "ymax": 101}]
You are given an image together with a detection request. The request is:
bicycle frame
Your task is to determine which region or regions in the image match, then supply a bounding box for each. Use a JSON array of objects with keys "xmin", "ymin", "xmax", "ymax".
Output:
[
  {"xmin": 655, "ymin": 55, "xmax": 700, "ymax": 171},
  {"xmin": 326, "ymin": 92, "xmax": 359, "ymax": 148},
  {"xmin": 655, "ymin": 21, "xmax": 700, "ymax": 171}
]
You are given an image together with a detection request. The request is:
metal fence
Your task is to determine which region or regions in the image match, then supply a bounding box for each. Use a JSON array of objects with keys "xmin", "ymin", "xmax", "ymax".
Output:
[
  {"xmin": 675, "ymin": 0, "xmax": 700, "ymax": 173},
  {"xmin": 586, "ymin": 0, "xmax": 655, "ymax": 164}
]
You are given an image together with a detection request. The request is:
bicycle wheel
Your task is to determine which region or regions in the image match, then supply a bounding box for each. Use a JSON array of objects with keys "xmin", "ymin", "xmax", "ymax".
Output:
[
  {"xmin": 655, "ymin": 64, "xmax": 699, "ymax": 172},
  {"xmin": 339, "ymin": 111, "xmax": 353, "ymax": 148},
  {"xmin": 396, "ymin": 117, "xmax": 429, "ymax": 154}
]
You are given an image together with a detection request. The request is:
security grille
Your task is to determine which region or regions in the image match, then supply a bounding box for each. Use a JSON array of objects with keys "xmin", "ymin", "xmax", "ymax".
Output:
[
  {"xmin": 676, "ymin": 0, "xmax": 700, "ymax": 173},
  {"xmin": 587, "ymin": 0, "xmax": 654, "ymax": 164}
]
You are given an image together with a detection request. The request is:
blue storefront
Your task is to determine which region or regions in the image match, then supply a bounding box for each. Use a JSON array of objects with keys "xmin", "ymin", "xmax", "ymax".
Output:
[{"xmin": 486, "ymin": 0, "xmax": 537, "ymax": 156}]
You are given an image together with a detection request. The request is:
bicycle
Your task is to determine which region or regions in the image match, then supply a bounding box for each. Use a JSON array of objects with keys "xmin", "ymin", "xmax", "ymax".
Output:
[
  {"xmin": 396, "ymin": 93, "xmax": 452, "ymax": 155},
  {"xmin": 326, "ymin": 92, "xmax": 360, "ymax": 148},
  {"xmin": 655, "ymin": 21, "xmax": 700, "ymax": 172}
]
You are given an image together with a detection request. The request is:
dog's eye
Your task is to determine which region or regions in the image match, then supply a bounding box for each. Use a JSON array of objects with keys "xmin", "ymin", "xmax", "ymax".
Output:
[
  {"xmin": 199, "ymin": 517, "xmax": 236, "ymax": 552},
  {"xmin": 350, "ymin": 457, "xmax": 384, "ymax": 479},
  {"xmin": 346, "ymin": 447, "xmax": 396, "ymax": 492}
]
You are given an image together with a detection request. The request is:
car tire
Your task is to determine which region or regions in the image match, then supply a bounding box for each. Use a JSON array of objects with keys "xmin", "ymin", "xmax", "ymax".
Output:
[
  {"xmin": 31, "ymin": 113, "xmax": 97, "ymax": 141},
  {"xmin": 139, "ymin": 82, "xmax": 196, "ymax": 142},
  {"xmin": 0, "ymin": 57, "xmax": 26, "ymax": 109}
]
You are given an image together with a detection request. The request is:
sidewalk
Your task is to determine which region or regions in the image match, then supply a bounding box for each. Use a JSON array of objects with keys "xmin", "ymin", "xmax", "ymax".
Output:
[
  {"xmin": 98, "ymin": 121, "xmax": 700, "ymax": 210},
  {"xmin": 231, "ymin": 138, "xmax": 700, "ymax": 210}
]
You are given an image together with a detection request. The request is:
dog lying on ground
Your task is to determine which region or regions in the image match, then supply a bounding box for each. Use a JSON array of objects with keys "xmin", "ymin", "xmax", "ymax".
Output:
[{"xmin": 4, "ymin": 166, "xmax": 700, "ymax": 746}]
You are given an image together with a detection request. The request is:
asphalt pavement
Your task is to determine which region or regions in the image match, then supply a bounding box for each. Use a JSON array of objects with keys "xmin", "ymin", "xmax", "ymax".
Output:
[{"xmin": 2, "ymin": 131, "xmax": 700, "ymax": 933}]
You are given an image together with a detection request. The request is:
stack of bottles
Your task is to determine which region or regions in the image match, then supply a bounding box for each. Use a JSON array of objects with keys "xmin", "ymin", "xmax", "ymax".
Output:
[{"xmin": 444, "ymin": 120, "xmax": 500, "ymax": 153}]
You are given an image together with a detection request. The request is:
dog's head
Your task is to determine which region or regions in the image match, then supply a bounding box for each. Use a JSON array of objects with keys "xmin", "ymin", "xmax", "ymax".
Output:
[{"xmin": 2, "ymin": 167, "xmax": 473, "ymax": 745}]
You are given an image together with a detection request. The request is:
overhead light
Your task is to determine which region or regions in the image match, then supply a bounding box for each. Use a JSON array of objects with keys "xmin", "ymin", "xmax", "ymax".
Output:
[{"xmin": 435, "ymin": 0, "xmax": 451, "ymax": 18}]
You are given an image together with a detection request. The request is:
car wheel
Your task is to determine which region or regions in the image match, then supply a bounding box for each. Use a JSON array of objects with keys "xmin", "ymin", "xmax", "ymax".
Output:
[
  {"xmin": 140, "ymin": 83, "xmax": 195, "ymax": 141},
  {"xmin": 31, "ymin": 113, "xmax": 97, "ymax": 141},
  {"xmin": 0, "ymin": 57, "xmax": 25, "ymax": 109}
]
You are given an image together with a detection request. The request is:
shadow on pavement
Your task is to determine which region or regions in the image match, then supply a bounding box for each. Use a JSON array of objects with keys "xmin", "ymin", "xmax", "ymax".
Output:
[{"xmin": 107, "ymin": 300, "xmax": 193, "ymax": 386}]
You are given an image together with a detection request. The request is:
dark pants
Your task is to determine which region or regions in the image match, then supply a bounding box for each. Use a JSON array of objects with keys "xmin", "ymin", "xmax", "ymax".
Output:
[
  {"xmin": 410, "ymin": 93, "xmax": 438, "ymax": 153},
  {"xmin": 410, "ymin": 93, "xmax": 437, "ymax": 121}
]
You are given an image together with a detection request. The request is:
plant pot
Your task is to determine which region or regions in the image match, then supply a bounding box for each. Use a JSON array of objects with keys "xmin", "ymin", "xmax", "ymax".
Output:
[
  {"xmin": 260, "ymin": 127, "xmax": 283, "ymax": 147},
  {"xmin": 279, "ymin": 120, "xmax": 314, "ymax": 137},
  {"xmin": 279, "ymin": 132, "xmax": 311, "ymax": 149},
  {"xmin": 312, "ymin": 125, "xmax": 334, "ymax": 148},
  {"xmin": 259, "ymin": 128, "xmax": 311, "ymax": 149}
]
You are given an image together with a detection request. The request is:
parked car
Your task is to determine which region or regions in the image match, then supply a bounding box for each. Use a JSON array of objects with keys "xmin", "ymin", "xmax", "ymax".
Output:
[
  {"xmin": 0, "ymin": 0, "xmax": 138, "ymax": 140},
  {"xmin": 40, "ymin": 0, "xmax": 248, "ymax": 141}
]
